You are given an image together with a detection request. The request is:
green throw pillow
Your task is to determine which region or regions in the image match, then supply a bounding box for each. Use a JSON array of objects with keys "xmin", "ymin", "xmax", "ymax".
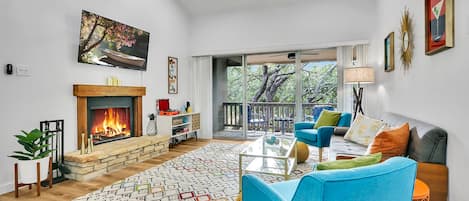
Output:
[
  {"xmin": 313, "ymin": 110, "xmax": 342, "ymax": 129},
  {"xmin": 316, "ymin": 153, "xmax": 382, "ymax": 171}
]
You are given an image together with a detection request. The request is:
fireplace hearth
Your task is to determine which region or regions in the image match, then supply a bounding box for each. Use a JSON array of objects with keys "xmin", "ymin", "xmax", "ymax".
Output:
[{"xmin": 74, "ymin": 84, "xmax": 145, "ymax": 149}]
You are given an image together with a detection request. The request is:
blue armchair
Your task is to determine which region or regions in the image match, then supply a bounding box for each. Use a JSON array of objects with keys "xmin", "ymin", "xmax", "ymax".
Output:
[
  {"xmin": 242, "ymin": 157, "xmax": 417, "ymax": 201},
  {"xmin": 294, "ymin": 113, "xmax": 351, "ymax": 161}
]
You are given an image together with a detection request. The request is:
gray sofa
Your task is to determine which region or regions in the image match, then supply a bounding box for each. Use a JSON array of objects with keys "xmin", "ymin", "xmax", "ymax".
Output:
[
  {"xmin": 332, "ymin": 112, "xmax": 447, "ymax": 163},
  {"xmin": 330, "ymin": 112, "xmax": 448, "ymax": 200}
]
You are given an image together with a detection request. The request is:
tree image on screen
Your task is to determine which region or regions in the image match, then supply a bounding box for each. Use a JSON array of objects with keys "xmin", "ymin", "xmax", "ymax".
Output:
[{"xmin": 78, "ymin": 10, "xmax": 150, "ymax": 70}]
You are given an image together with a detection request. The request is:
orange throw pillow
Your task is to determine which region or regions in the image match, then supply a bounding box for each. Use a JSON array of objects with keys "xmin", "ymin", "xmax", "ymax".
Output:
[{"xmin": 366, "ymin": 123, "xmax": 410, "ymax": 160}]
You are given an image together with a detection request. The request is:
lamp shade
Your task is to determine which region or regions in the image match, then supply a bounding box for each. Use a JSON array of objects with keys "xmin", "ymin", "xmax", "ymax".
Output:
[{"xmin": 344, "ymin": 67, "xmax": 375, "ymax": 84}]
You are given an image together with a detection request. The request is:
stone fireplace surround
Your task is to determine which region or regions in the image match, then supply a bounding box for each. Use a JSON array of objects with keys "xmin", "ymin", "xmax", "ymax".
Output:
[
  {"xmin": 64, "ymin": 84, "xmax": 170, "ymax": 181},
  {"xmin": 64, "ymin": 135, "xmax": 169, "ymax": 181}
]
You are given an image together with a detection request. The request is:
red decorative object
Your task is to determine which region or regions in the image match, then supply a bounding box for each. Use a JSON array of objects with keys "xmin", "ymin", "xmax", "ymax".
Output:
[{"xmin": 158, "ymin": 99, "xmax": 170, "ymax": 111}]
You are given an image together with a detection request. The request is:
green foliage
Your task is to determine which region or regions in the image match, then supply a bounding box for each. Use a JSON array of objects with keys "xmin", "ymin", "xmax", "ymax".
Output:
[
  {"xmin": 302, "ymin": 63, "xmax": 338, "ymax": 104},
  {"xmin": 227, "ymin": 62, "xmax": 337, "ymax": 103},
  {"xmin": 9, "ymin": 129, "xmax": 55, "ymax": 161},
  {"xmin": 227, "ymin": 66, "xmax": 244, "ymax": 102}
]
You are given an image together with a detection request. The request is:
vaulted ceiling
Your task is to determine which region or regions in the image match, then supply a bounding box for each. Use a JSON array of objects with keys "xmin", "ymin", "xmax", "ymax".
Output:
[{"xmin": 176, "ymin": 0, "xmax": 310, "ymax": 16}]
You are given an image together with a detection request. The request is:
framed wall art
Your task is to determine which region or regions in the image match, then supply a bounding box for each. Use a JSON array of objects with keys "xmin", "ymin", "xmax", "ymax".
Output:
[
  {"xmin": 425, "ymin": 0, "xmax": 454, "ymax": 55},
  {"xmin": 168, "ymin": 57, "xmax": 178, "ymax": 94},
  {"xmin": 384, "ymin": 32, "xmax": 395, "ymax": 72}
]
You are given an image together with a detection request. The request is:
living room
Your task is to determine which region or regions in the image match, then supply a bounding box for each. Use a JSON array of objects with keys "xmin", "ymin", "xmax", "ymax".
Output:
[{"xmin": 0, "ymin": 0, "xmax": 467, "ymax": 200}]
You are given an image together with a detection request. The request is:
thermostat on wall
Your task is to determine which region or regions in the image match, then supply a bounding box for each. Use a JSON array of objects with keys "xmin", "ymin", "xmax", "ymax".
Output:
[{"xmin": 6, "ymin": 64, "xmax": 13, "ymax": 75}]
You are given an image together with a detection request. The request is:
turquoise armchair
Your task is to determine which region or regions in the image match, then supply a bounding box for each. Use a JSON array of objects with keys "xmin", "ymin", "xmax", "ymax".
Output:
[
  {"xmin": 294, "ymin": 113, "xmax": 351, "ymax": 161},
  {"xmin": 242, "ymin": 157, "xmax": 417, "ymax": 201}
]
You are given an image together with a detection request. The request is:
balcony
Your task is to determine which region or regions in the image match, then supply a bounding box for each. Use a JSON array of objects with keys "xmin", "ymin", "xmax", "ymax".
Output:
[{"xmin": 218, "ymin": 102, "xmax": 336, "ymax": 138}]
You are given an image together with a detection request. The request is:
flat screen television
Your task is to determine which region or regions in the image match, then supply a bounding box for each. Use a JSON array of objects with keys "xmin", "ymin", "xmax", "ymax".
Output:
[{"xmin": 78, "ymin": 10, "xmax": 150, "ymax": 71}]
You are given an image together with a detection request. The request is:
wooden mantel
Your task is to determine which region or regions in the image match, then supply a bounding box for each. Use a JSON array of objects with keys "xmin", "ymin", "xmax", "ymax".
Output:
[
  {"xmin": 73, "ymin": 84, "xmax": 146, "ymax": 97},
  {"xmin": 73, "ymin": 84, "xmax": 146, "ymax": 149}
]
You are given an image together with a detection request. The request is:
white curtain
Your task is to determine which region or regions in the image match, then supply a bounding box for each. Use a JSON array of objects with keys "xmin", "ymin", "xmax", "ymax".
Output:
[{"xmin": 191, "ymin": 56, "xmax": 213, "ymax": 139}]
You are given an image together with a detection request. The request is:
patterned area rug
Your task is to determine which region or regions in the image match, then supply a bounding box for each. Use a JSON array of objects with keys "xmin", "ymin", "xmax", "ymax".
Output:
[{"xmin": 74, "ymin": 142, "xmax": 319, "ymax": 201}]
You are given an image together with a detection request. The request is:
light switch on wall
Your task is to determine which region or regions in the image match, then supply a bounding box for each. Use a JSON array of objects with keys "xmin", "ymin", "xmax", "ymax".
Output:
[{"xmin": 16, "ymin": 65, "xmax": 31, "ymax": 76}]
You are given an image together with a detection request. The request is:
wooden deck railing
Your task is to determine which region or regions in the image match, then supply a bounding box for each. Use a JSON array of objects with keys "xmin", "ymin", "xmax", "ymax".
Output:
[{"xmin": 223, "ymin": 102, "xmax": 337, "ymax": 133}]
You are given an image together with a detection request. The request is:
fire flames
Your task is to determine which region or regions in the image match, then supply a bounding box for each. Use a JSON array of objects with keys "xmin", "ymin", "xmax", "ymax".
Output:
[{"xmin": 91, "ymin": 108, "xmax": 130, "ymax": 140}]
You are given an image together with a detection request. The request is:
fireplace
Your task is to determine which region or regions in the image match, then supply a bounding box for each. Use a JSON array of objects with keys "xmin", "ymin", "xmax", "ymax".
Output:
[
  {"xmin": 88, "ymin": 97, "xmax": 133, "ymax": 145},
  {"xmin": 74, "ymin": 84, "xmax": 145, "ymax": 149}
]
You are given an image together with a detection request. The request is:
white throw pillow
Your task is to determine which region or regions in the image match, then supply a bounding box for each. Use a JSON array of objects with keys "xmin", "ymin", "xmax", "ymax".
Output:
[{"xmin": 344, "ymin": 114, "xmax": 385, "ymax": 146}]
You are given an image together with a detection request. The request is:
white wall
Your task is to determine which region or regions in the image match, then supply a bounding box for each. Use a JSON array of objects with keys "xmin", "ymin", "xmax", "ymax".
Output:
[
  {"xmin": 189, "ymin": 0, "xmax": 377, "ymax": 56},
  {"xmin": 0, "ymin": 0, "xmax": 190, "ymax": 194},
  {"xmin": 366, "ymin": 1, "xmax": 469, "ymax": 200}
]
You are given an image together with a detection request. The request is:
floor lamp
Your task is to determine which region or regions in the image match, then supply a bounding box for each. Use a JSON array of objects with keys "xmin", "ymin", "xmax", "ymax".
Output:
[{"xmin": 344, "ymin": 67, "xmax": 375, "ymax": 119}]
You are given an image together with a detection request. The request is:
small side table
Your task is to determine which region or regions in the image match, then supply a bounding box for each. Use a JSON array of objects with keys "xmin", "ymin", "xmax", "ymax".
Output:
[
  {"xmin": 413, "ymin": 179, "xmax": 430, "ymax": 201},
  {"xmin": 273, "ymin": 118, "xmax": 293, "ymax": 135}
]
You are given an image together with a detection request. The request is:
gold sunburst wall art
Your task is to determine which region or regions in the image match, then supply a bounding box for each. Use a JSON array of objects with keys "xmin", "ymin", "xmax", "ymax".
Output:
[{"xmin": 400, "ymin": 8, "xmax": 414, "ymax": 70}]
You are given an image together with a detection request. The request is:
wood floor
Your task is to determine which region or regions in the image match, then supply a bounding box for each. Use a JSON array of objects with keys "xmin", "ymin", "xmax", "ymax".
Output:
[{"xmin": 0, "ymin": 139, "xmax": 245, "ymax": 201}]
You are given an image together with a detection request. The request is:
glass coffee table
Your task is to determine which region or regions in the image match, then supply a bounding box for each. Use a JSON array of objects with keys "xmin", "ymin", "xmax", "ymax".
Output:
[{"xmin": 239, "ymin": 136, "xmax": 297, "ymax": 191}]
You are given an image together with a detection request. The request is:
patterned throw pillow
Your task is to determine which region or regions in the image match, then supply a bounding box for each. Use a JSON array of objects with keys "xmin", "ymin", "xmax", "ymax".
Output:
[{"xmin": 344, "ymin": 114, "xmax": 385, "ymax": 146}]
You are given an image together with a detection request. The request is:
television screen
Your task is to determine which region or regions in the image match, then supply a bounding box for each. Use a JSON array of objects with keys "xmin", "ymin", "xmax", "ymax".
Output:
[{"xmin": 78, "ymin": 10, "xmax": 150, "ymax": 71}]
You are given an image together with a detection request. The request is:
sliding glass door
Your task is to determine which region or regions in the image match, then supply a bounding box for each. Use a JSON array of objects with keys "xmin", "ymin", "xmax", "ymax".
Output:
[
  {"xmin": 300, "ymin": 49, "xmax": 338, "ymax": 122},
  {"xmin": 212, "ymin": 55, "xmax": 246, "ymax": 139},
  {"xmin": 212, "ymin": 48, "xmax": 338, "ymax": 140},
  {"xmin": 244, "ymin": 52, "xmax": 297, "ymax": 138}
]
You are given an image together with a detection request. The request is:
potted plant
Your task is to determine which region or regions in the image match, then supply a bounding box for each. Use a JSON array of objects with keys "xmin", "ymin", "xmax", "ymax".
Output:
[{"xmin": 9, "ymin": 129, "xmax": 54, "ymax": 184}]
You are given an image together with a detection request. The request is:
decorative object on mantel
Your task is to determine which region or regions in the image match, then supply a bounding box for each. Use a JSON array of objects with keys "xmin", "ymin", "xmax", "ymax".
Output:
[
  {"xmin": 425, "ymin": 0, "xmax": 454, "ymax": 55},
  {"xmin": 400, "ymin": 7, "xmax": 414, "ymax": 70},
  {"xmin": 384, "ymin": 32, "xmax": 395, "ymax": 72},
  {"xmin": 9, "ymin": 129, "xmax": 54, "ymax": 197},
  {"xmin": 344, "ymin": 67, "xmax": 375, "ymax": 119},
  {"xmin": 168, "ymin": 57, "xmax": 178, "ymax": 94},
  {"xmin": 40, "ymin": 120, "xmax": 69, "ymax": 184},
  {"xmin": 146, "ymin": 113, "xmax": 157, "ymax": 136},
  {"xmin": 106, "ymin": 76, "xmax": 121, "ymax": 86}
]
